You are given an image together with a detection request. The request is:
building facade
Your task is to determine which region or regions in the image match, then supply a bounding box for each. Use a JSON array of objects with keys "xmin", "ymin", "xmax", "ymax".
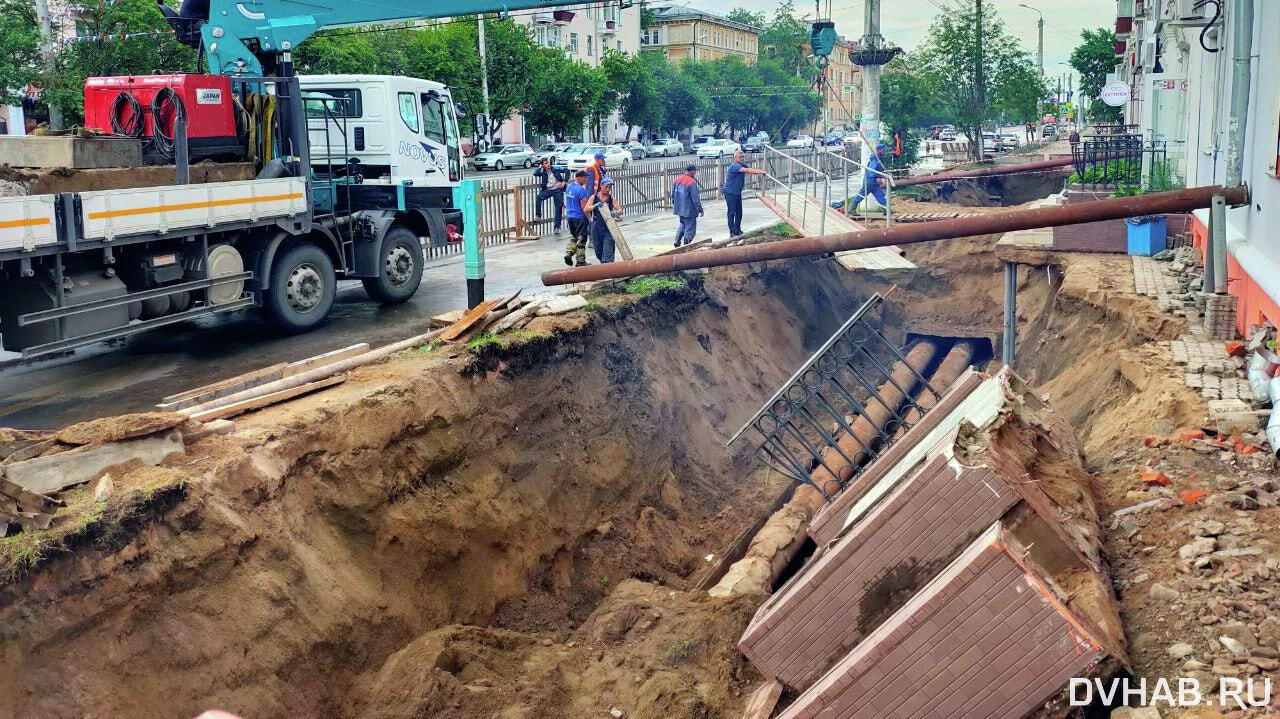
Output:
[
  {"xmin": 640, "ymin": 6, "xmax": 761, "ymax": 63},
  {"xmin": 496, "ymin": 1, "xmax": 641, "ymax": 145},
  {"xmin": 1114, "ymin": 0, "xmax": 1280, "ymax": 335}
]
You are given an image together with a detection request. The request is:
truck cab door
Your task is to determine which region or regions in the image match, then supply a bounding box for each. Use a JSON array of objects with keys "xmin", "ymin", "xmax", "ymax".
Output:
[{"xmin": 422, "ymin": 91, "xmax": 462, "ymax": 183}]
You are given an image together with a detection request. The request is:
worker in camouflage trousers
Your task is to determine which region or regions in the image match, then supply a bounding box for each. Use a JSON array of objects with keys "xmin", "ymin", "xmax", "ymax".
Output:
[{"xmin": 563, "ymin": 170, "xmax": 592, "ymax": 266}]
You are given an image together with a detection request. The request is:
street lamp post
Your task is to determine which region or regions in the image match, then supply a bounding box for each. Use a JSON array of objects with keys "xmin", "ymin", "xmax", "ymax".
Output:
[{"xmin": 1018, "ymin": 4, "xmax": 1044, "ymax": 130}]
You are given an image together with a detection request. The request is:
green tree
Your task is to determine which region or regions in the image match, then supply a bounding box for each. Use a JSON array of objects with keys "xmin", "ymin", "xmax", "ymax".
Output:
[
  {"xmin": 618, "ymin": 51, "xmax": 665, "ymax": 139},
  {"xmin": 45, "ymin": 2, "xmax": 195, "ymax": 122},
  {"xmin": 880, "ymin": 54, "xmax": 942, "ymax": 165},
  {"xmin": 726, "ymin": 8, "xmax": 767, "ymax": 27},
  {"xmin": 915, "ymin": 3, "xmax": 1034, "ymax": 159},
  {"xmin": 753, "ymin": 58, "xmax": 819, "ymax": 140},
  {"xmin": 994, "ymin": 60, "xmax": 1048, "ymax": 125},
  {"xmin": 655, "ymin": 59, "xmax": 708, "ymax": 137},
  {"xmin": 0, "ymin": 0, "xmax": 42, "ymax": 106},
  {"xmin": 1070, "ymin": 28, "xmax": 1121, "ymax": 122},
  {"xmin": 523, "ymin": 56, "xmax": 599, "ymax": 140},
  {"xmin": 760, "ymin": 0, "xmax": 813, "ymax": 79}
]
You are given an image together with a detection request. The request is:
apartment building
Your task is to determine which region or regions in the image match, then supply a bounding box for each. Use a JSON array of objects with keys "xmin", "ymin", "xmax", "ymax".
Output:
[
  {"xmin": 640, "ymin": 6, "xmax": 761, "ymax": 63},
  {"xmin": 496, "ymin": 1, "xmax": 641, "ymax": 144},
  {"xmin": 1116, "ymin": 0, "xmax": 1280, "ymax": 335}
]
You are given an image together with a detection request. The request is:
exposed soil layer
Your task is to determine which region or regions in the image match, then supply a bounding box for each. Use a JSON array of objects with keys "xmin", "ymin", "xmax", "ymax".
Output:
[
  {"xmin": 0, "ymin": 263, "xmax": 869, "ymax": 719},
  {"xmin": 0, "ymin": 203, "xmax": 1268, "ymax": 717},
  {"xmin": 902, "ymin": 169, "xmax": 1070, "ymax": 207}
]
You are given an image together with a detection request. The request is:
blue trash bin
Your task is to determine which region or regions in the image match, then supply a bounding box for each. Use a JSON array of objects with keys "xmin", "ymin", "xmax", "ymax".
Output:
[{"xmin": 1126, "ymin": 215, "xmax": 1167, "ymax": 256}]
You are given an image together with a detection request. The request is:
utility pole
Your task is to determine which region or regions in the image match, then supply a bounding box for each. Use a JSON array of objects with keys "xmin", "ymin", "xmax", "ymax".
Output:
[
  {"xmin": 477, "ymin": 16, "xmax": 492, "ymax": 149},
  {"xmin": 33, "ymin": 0, "xmax": 62, "ymax": 129},
  {"xmin": 975, "ymin": 0, "xmax": 985, "ymax": 160},
  {"xmin": 859, "ymin": 0, "xmax": 882, "ymax": 143},
  {"xmin": 1018, "ymin": 4, "xmax": 1044, "ymax": 132}
]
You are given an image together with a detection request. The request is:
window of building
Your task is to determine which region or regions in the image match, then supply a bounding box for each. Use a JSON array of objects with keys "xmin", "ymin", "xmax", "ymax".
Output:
[
  {"xmin": 587, "ymin": 34, "xmax": 593, "ymax": 56},
  {"xmin": 569, "ymin": 32, "xmax": 579, "ymax": 53},
  {"xmin": 617, "ymin": 40, "xmax": 622, "ymax": 51}
]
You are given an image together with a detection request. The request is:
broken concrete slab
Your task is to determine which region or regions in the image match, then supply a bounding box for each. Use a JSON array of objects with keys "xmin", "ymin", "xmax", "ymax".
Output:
[
  {"xmin": 536, "ymin": 294, "xmax": 588, "ymax": 316},
  {"xmin": 2, "ymin": 430, "xmax": 184, "ymax": 494},
  {"xmin": 0, "ymin": 136, "xmax": 143, "ymax": 169},
  {"xmin": 775, "ymin": 523, "xmax": 1118, "ymax": 719}
]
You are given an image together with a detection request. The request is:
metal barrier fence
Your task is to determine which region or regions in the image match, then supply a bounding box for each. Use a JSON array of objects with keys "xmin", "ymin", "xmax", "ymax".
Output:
[
  {"xmin": 426, "ymin": 146, "xmax": 863, "ymax": 260},
  {"xmin": 1071, "ymin": 134, "xmax": 1168, "ymax": 190}
]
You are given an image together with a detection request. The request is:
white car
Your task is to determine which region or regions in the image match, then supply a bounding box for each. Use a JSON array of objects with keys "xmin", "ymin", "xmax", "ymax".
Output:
[
  {"xmin": 981, "ymin": 133, "xmax": 1002, "ymax": 153},
  {"xmin": 615, "ymin": 141, "xmax": 647, "ymax": 160},
  {"xmin": 1000, "ymin": 133, "xmax": 1021, "ymax": 148},
  {"xmin": 787, "ymin": 134, "xmax": 814, "ymax": 148},
  {"xmin": 564, "ymin": 143, "xmax": 631, "ymax": 170},
  {"xmin": 842, "ymin": 132, "xmax": 862, "ymax": 146},
  {"xmin": 472, "ymin": 143, "xmax": 535, "ymax": 170},
  {"xmin": 532, "ymin": 142, "xmax": 571, "ymax": 164},
  {"xmin": 939, "ymin": 128, "xmax": 957, "ymax": 141},
  {"xmin": 696, "ymin": 139, "xmax": 741, "ymax": 159},
  {"xmin": 646, "ymin": 138, "xmax": 685, "ymax": 157}
]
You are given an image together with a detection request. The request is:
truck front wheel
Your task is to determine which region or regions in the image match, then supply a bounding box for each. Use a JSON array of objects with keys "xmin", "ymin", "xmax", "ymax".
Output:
[
  {"xmin": 262, "ymin": 242, "xmax": 336, "ymax": 333},
  {"xmin": 362, "ymin": 226, "xmax": 423, "ymax": 304}
]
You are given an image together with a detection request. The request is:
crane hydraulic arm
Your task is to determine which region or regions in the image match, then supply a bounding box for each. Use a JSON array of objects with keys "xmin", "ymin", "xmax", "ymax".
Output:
[{"xmin": 160, "ymin": 0, "xmax": 632, "ymax": 76}]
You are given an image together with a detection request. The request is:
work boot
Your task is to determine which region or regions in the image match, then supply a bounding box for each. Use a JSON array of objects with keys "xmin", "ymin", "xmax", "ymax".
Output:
[
  {"xmin": 564, "ymin": 253, "xmax": 573, "ymax": 266},
  {"xmin": 575, "ymin": 259, "xmax": 589, "ymax": 267}
]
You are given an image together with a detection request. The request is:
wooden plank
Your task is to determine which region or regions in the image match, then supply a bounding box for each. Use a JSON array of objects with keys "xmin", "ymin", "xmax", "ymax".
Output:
[
  {"xmin": 284, "ymin": 343, "xmax": 369, "ymax": 377},
  {"xmin": 600, "ymin": 211, "xmax": 634, "ymax": 261},
  {"xmin": 430, "ymin": 309, "xmax": 465, "ymax": 329},
  {"xmin": 158, "ymin": 362, "xmax": 288, "ymax": 408},
  {"xmin": 741, "ymin": 680, "xmax": 784, "ymax": 719},
  {"xmin": 438, "ymin": 299, "xmax": 503, "ymax": 342},
  {"xmin": 182, "ymin": 419, "xmax": 237, "ymax": 443},
  {"xmin": 2, "ymin": 431, "xmax": 184, "ymax": 494},
  {"xmin": 186, "ymin": 376, "xmax": 346, "ymax": 423}
]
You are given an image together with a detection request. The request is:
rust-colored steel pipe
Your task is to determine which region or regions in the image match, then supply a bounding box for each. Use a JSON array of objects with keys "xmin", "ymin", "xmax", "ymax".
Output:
[
  {"xmin": 893, "ymin": 154, "xmax": 1093, "ymax": 187},
  {"xmin": 542, "ymin": 184, "xmax": 1248, "ymax": 286}
]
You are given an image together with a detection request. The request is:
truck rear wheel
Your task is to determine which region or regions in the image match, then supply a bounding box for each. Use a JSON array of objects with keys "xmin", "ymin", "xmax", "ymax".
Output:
[
  {"xmin": 262, "ymin": 242, "xmax": 335, "ymax": 333},
  {"xmin": 362, "ymin": 226, "xmax": 423, "ymax": 304}
]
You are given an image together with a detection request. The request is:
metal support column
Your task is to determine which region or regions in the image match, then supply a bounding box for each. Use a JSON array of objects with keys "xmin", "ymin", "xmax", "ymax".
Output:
[
  {"xmin": 1210, "ymin": 193, "xmax": 1227, "ymax": 294},
  {"xmin": 452, "ymin": 179, "xmax": 484, "ymax": 308},
  {"xmin": 1002, "ymin": 261, "xmax": 1017, "ymax": 366}
]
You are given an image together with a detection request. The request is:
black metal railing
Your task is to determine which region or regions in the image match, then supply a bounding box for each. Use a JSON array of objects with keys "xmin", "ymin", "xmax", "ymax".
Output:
[
  {"xmin": 728, "ymin": 294, "xmax": 941, "ymax": 499},
  {"xmin": 1071, "ymin": 134, "xmax": 1167, "ymax": 191}
]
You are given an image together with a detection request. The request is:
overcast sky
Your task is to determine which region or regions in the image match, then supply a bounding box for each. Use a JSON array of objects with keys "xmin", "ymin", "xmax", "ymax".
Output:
[{"xmin": 692, "ymin": 0, "xmax": 1115, "ymax": 86}]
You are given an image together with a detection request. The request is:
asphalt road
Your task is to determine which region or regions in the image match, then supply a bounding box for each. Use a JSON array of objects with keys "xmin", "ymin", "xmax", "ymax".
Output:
[{"xmin": 471, "ymin": 149, "xmax": 702, "ymax": 182}]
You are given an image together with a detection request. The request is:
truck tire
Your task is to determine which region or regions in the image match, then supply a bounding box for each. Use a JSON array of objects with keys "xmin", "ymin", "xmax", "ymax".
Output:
[
  {"xmin": 262, "ymin": 242, "xmax": 335, "ymax": 333},
  {"xmin": 361, "ymin": 226, "xmax": 423, "ymax": 304}
]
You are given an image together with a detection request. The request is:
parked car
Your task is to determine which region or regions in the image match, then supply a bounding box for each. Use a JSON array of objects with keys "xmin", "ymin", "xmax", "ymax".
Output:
[
  {"xmin": 939, "ymin": 127, "xmax": 957, "ymax": 141},
  {"xmin": 750, "ymin": 130, "xmax": 770, "ymax": 143},
  {"xmin": 1042, "ymin": 123, "xmax": 1057, "ymax": 139},
  {"xmin": 532, "ymin": 142, "xmax": 571, "ymax": 164},
  {"xmin": 616, "ymin": 141, "xmax": 647, "ymax": 160},
  {"xmin": 822, "ymin": 131, "xmax": 845, "ymax": 147},
  {"xmin": 743, "ymin": 136, "xmax": 766, "ymax": 153},
  {"xmin": 472, "ymin": 143, "xmax": 535, "ymax": 170},
  {"xmin": 647, "ymin": 138, "xmax": 685, "ymax": 156},
  {"xmin": 564, "ymin": 143, "xmax": 632, "ymax": 169},
  {"xmin": 843, "ymin": 132, "xmax": 862, "ymax": 146},
  {"xmin": 689, "ymin": 136, "xmax": 714, "ymax": 153},
  {"xmin": 787, "ymin": 134, "xmax": 814, "ymax": 148},
  {"xmin": 696, "ymin": 139, "xmax": 741, "ymax": 159},
  {"xmin": 1000, "ymin": 133, "xmax": 1021, "ymax": 148}
]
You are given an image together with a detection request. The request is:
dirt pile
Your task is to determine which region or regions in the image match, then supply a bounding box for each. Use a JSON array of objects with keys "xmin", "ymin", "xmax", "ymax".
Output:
[
  {"xmin": 0, "ymin": 263, "xmax": 868, "ymax": 719},
  {"xmin": 354, "ymin": 579, "xmax": 759, "ymax": 719}
]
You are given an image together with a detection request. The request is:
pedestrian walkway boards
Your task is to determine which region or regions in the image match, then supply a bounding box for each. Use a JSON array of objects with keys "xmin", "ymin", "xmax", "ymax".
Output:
[{"xmin": 756, "ymin": 190, "xmax": 916, "ymax": 272}]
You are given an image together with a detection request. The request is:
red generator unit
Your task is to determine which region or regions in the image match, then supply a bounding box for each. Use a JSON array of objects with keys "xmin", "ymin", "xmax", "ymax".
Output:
[{"xmin": 84, "ymin": 74, "xmax": 243, "ymax": 162}]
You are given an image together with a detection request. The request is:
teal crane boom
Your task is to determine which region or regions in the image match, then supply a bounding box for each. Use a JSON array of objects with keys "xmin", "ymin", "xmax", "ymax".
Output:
[{"xmin": 160, "ymin": 0, "xmax": 632, "ymax": 76}]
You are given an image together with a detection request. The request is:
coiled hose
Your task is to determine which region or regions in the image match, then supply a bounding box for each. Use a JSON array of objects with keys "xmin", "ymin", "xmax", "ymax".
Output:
[
  {"xmin": 149, "ymin": 86, "xmax": 188, "ymax": 160},
  {"xmin": 110, "ymin": 91, "xmax": 144, "ymax": 137}
]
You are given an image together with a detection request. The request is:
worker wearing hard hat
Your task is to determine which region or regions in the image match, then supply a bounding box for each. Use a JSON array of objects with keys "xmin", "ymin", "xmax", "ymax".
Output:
[
  {"xmin": 585, "ymin": 177, "xmax": 623, "ymax": 263},
  {"xmin": 585, "ymin": 151, "xmax": 608, "ymax": 195}
]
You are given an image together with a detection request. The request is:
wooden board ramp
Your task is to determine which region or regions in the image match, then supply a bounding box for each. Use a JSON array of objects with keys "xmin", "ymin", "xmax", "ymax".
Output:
[{"xmin": 756, "ymin": 191, "xmax": 916, "ymax": 272}]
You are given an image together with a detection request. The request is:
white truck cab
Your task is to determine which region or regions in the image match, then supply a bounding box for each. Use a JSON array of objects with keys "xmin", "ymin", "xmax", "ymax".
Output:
[{"xmin": 301, "ymin": 75, "xmax": 463, "ymax": 186}]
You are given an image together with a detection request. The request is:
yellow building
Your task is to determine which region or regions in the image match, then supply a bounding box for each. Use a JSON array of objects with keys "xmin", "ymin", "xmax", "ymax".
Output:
[
  {"xmin": 640, "ymin": 7, "xmax": 762, "ymax": 63},
  {"xmin": 809, "ymin": 39, "xmax": 862, "ymax": 131}
]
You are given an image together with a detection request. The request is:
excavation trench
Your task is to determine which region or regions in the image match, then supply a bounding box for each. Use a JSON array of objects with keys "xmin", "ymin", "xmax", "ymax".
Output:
[{"xmin": 0, "ymin": 231, "xmax": 1189, "ymax": 718}]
